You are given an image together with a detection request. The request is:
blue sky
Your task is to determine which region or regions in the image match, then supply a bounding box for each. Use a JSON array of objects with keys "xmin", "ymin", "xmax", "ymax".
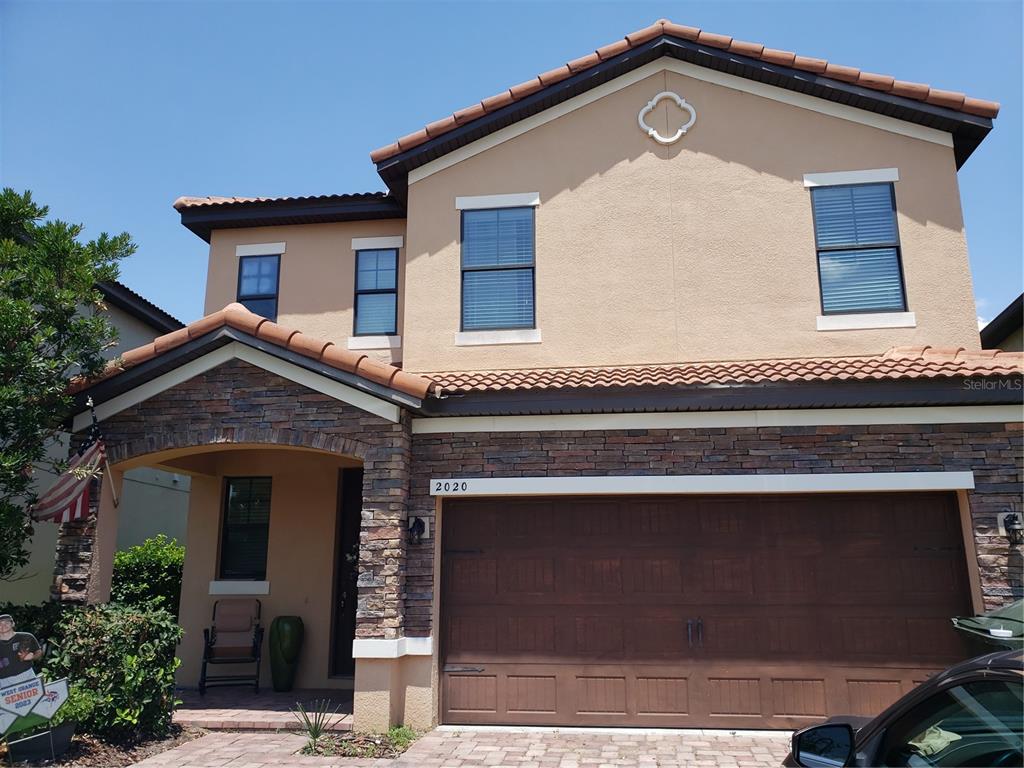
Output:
[{"xmin": 2, "ymin": 1, "xmax": 1020, "ymax": 328}]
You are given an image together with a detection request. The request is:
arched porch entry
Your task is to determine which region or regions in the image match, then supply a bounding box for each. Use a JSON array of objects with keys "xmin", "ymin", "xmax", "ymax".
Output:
[{"xmin": 97, "ymin": 439, "xmax": 369, "ymax": 690}]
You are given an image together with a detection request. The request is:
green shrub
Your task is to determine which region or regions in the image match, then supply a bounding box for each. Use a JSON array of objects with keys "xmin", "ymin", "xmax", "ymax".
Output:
[
  {"xmin": 111, "ymin": 535, "xmax": 184, "ymax": 618},
  {"xmin": 45, "ymin": 602, "xmax": 182, "ymax": 738}
]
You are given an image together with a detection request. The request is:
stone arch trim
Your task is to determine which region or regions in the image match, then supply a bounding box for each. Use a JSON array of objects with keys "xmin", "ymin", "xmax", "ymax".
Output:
[{"xmin": 108, "ymin": 427, "xmax": 372, "ymax": 465}]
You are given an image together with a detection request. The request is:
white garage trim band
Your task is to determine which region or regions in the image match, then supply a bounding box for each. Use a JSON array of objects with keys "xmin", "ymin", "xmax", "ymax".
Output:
[{"xmin": 429, "ymin": 471, "xmax": 976, "ymax": 497}]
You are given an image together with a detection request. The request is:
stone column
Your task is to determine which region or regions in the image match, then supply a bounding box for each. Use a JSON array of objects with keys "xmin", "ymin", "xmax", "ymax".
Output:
[{"xmin": 51, "ymin": 468, "xmax": 122, "ymax": 604}]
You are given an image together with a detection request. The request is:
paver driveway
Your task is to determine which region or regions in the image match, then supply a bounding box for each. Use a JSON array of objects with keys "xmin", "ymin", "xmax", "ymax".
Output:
[{"xmin": 130, "ymin": 726, "xmax": 792, "ymax": 767}]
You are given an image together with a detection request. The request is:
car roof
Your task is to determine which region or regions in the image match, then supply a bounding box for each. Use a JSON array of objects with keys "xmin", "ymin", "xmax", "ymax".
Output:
[{"xmin": 935, "ymin": 649, "xmax": 1024, "ymax": 682}]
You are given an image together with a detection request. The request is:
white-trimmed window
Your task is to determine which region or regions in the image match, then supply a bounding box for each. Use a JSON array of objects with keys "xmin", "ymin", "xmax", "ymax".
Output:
[
  {"xmin": 237, "ymin": 255, "xmax": 280, "ymax": 321},
  {"xmin": 354, "ymin": 249, "xmax": 398, "ymax": 335},
  {"xmin": 460, "ymin": 207, "xmax": 535, "ymax": 331},
  {"xmin": 809, "ymin": 181, "xmax": 907, "ymax": 315},
  {"xmin": 219, "ymin": 477, "xmax": 271, "ymax": 581}
]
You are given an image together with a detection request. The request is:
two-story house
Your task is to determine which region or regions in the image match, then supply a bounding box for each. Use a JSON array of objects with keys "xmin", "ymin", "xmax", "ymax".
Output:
[{"xmin": 58, "ymin": 20, "xmax": 1022, "ymax": 733}]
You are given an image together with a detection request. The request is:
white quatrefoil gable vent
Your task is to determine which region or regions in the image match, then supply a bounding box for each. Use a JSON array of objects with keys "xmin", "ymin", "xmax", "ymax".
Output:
[{"xmin": 638, "ymin": 91, "xmax": 697, "ymax": 145}]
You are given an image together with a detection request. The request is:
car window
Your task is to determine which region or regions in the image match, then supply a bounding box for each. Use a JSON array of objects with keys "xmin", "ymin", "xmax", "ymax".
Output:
[{"xmin": 878, "ymin": 679, "xmax": 1023, "ymax": 767}]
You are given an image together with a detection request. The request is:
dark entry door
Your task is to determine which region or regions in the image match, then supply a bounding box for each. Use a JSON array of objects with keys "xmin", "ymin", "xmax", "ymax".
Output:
[
  {"xmin": 330, "ymin": 467, "xmax": 362, "ymax": 676},
  {"xmin": 440, "ymin": 493, "xmax": 973, "ymax": 729}
]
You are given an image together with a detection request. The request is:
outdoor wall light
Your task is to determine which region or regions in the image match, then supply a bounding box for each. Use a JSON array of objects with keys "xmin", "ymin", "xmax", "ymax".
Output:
[
  {"xmin": 408, "ymin": 516, "xmax": 426, "ymax": 545},
  {"xmin": 1003, "ymin": 512, "xmax": 1024, "ymax": 547}
]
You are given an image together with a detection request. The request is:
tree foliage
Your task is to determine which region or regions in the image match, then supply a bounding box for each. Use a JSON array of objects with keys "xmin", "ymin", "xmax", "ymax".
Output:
[{"xmin": 0, "ymin": 188, "xmax": 133, "ymax": 580}]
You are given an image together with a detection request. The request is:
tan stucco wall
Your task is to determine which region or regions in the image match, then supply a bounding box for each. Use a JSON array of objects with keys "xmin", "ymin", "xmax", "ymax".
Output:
[
  {"xmin": 401, "ymin": 66, "xmax": 979, "ymax": 372},
  {"xmin": 353, "ymin": 655, "xmax": 434, "ymax": 732},
  {"xmin": 175, "ymin": 448, "xmax": 357, "ymax": 690},
  {"xmin": 205, "ymin": 221, "xmax": 407, "ymax": 362}
]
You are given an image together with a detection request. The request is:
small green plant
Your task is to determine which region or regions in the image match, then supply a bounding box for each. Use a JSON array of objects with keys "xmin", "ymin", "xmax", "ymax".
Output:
[
  {"xmin": 111, "ymin": 535, "xmax": 185, "ymax": 618},
  {"xmin": 51, "ymin": 684, "xmax": 100, "ymax": 727},
  {"xmin": 299, "ymin": 726, "xmax": 419, "ymax": 758},
  {"xmin": 292, "ymin": 698, "xmax": 344, "ymax": 752},
  {"xmin": 387, "ymin": 725, "xmax": 417, "ymax": 751}
]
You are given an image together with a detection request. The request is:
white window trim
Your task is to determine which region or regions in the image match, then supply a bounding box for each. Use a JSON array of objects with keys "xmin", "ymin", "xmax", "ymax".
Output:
[
  {"xmin": 411, "ymin": 405, "xmax": 1022, "ymax": 434},
  {"xmin": 455, "ymin": 329, "xmax": 542, "ymax": 346},
  {"xmin": 816, "ymin": 311, "xmax": 916, "ymax": 331},
  {"xmin": 236, "ymin": 242, "xmax": 286, "ymax": 257},
  {"xmin": 351, "ymin": 236, "xmax": 403, "ymax": 251},
  {"xmin": 429, "ymin": 471, "xmax": 975, "ymax": 497},
  {"xmin": 347, "ymin": 335, "xmax": 402, "ymax": 350},
  {"xmin": 209, "ymin": 580, "xmax": 270, "ymax": 596},
  {"xmin": 351, "ymin": 636, "xmax": 433, "ymax": 659},
  {"xmin": 409, "ymin": 59, "xmax": 950, "ymax": 185},
  {"xmin": 456, "ymin": 192, "xmax": 540, "ymax": 210},
  {"xmin": 803, "ymin": 168, "xmax": 900, "ymax": 187}
]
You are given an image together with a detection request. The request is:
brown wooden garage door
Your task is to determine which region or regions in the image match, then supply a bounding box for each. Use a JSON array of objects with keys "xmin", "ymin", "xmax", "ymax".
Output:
[{"xmin": 440, "ymin": 493, "xmax": 974, "ymax": 729}]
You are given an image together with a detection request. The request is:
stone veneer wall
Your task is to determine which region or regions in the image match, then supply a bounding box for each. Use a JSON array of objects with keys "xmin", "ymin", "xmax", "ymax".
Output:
[
  {"xmin": 406, "ymin": 421, "xmax": 1023, "ymax": 635},
  {"xmin": 53, "ymin": 359, "xmax": 412, "ymax": 640}
]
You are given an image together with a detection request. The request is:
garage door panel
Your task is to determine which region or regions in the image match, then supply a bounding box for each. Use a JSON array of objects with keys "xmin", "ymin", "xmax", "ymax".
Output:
[{"xmin": 441, "ymin": 493, "xmax": 972, "ymax": 728}]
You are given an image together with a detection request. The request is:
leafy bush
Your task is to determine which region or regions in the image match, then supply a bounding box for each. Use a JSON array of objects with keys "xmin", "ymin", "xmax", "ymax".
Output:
[
  {"xmin": 111, "ymin": 535, "xmax": 184, "ymax": 618},
  {"xmin": 45, "ymin": 602, "xmax": 182, "ymax": 738}
]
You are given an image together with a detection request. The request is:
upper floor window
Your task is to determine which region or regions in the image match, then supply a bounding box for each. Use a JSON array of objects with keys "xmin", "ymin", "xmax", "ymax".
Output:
[
  {"xmin": 461, "ymin": 207, "xmax": 535, "ymax": 331},
  {"xmin": 237, "ymin": 254, "xmax": 280, "ymax": 321},
  {"xmin": 354, "ymin": 249, "xmax": 398, "ymax": 335},
  {"xmin": 810, "ymin": 182, "xmax": 906, "ymax": 315},
  {"xmin": 219, "ymin": 477, "xmax": 272, "ymax": 581}
]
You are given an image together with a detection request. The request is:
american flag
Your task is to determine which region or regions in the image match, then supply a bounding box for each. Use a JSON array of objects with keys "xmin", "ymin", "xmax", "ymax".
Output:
[{"xmin": 32, "ymin": 440, "xmax": 106, "ymax": 523}]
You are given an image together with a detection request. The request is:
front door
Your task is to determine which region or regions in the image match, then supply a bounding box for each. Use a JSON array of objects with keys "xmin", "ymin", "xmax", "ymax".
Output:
[{"xmin": 330, "ymin": 467, "xmax": 362, "ymax": 676}]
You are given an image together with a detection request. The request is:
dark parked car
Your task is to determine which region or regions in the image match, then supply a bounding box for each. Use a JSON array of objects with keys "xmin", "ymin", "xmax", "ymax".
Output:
[{"xmin": 786, "ymin": 650, "xmax": 1023, "ymax": 767}]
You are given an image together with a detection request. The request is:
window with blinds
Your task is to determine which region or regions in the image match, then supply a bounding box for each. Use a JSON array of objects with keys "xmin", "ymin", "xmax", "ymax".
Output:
[
  {"xmin": 461, "ymin": 207, "xmax": 535, "ymax": 330},
  {"xmin": 237, "ymin": 255, "xmax": 280, "ymax": 321},
  {"xmin": 810, "ymin": 183, "xmax": 907, "ymax": 314},
  {"xmin": 219, "ymin": 477, "xmax": 272, "ymax": 580},
  {"xmin": 354, "ymin": 248, "xmax": 398, "ymax": 335}
]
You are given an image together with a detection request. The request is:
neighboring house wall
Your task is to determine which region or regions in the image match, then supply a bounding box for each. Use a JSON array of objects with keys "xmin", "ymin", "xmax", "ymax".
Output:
[
  {"xmin": 399, "ymin": 68, "xmax": 978, "ymax": 371},
  {"xmin": 999, "ymin": 327, "xmax": 1024, "ymax": 352},
  {"xmin": 115, "ymin": 468, "xmax": 190, "ymax": 550},
  {"xmin": 204, "ymin": 220, "xmax": 407, "ymax": 362}
]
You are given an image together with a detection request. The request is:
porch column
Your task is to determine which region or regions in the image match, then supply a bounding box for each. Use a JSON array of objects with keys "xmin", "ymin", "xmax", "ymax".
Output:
[{"xmin": 51, "ymin": 467, "xmax": 123, "ymax": 604}]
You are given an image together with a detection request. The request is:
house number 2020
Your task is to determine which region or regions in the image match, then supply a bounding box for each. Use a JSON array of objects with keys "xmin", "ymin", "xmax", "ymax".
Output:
[{"xmin": 433, "ymin": 480, "xmax": 469, "ymax": 493}]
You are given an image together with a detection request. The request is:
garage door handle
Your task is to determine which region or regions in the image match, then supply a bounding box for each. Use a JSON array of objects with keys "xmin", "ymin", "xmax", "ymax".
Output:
[
  {"xmin": 444, "ymin": 665, "xmax": 485, "ymax": 673},
  {"xmin": 686, "ymin": 619, "xmax": 694, "ymax": 649}
]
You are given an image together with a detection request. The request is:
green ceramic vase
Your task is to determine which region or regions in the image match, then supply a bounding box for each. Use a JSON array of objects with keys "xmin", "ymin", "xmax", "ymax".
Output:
[{"xmin": 269, "ymin": 615, "xmax": 304, "ymax": 692}]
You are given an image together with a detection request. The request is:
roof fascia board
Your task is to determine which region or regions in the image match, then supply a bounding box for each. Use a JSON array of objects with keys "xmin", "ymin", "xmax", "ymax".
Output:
[
  {"xmin": 980, "ymin": 293, "xmax": 1023, "ymax": 348},
  {"xmin": 407, "ymin": 56, "xmax": 954, "ymax": 186},
  {"xmin": 97, "ymin": 282, "xmax": 184, "ymax": 334},
  {"xmin": 71, "ymin": 338, "xmax": 411, "ymax": 431},
  {"xmin": 423, "ymin": 377, "xmax": 1022, "ymax": 416},
  {"xmin": 180, "ymin": 198, "xmax": 407, "ymax": 242},
  {"xmin": 412, "ymin": 404, "xmax": 1023, "ymax": 435}
]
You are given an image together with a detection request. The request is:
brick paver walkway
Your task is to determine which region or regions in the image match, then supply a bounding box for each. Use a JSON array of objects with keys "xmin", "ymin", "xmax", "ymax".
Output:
[
  {"xmin": 131, "ymin": 726, "xmax": 793, "ymax": 767},
  {"xmin": 174, "ymin": 688, "xmax": 353, "ymax": 731}
]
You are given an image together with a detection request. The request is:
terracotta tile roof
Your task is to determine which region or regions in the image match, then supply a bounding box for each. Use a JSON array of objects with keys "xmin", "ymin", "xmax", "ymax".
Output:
[
  {"xmin": 370, "ymin": 18, "xmax": 1000, "ymax": 163},
  {"xmin": 430, "ymin": 346, "xmax": 1024, "ymax": 394},
  {"xmin": 69, "ymin": 303, "xmax": 437, "ymax": 400},
  {"xmin": 173, "ymin": 193, "xmax": 391, "ymax": 210}
]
